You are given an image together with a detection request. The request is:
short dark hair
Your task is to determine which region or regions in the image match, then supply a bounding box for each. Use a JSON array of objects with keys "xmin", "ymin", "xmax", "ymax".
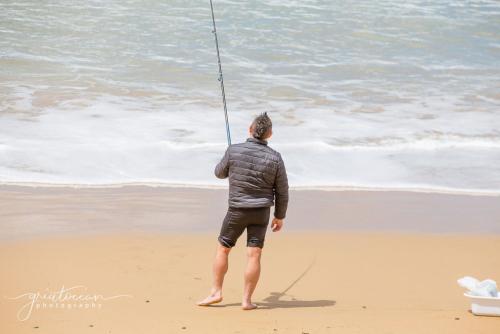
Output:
[{"xmin": 250, "ymin": 112, "xmax": 272, "ymax": 140}]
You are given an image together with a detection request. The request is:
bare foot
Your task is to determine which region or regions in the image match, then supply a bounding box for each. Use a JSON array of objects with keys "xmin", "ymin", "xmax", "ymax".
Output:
[
  {"xmin": 197, "ymin": 293, "xmax": 223, "ymax": 306},
  {"xmin": 242, "ymin": 302, "xmax": 258, "ymax": 310}
]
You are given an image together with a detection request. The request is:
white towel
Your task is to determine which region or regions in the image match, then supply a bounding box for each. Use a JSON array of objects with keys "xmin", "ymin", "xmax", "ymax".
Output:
[{"xmin": 458, "ymin": 276, "xmax": 498, "ymax": 297}]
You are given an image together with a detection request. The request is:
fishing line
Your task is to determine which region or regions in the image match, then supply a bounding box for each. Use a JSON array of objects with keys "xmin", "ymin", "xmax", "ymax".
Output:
[{"xmin": 209, "ymin": 0, "xmax": 232, "ymax": 146}]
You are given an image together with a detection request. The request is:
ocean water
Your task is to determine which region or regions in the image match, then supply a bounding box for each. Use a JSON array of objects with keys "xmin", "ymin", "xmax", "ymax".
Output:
[{"xmin": 0, "ymin": 0, "xmax": 499, "ymax": 194}]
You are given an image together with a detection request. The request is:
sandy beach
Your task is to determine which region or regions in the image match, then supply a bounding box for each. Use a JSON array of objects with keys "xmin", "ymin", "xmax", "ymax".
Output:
[
  {"xmin": 0, "ymin": 186, "xmax": 499, "ymax": 333},
  {"xmin": 2, "ymin": 0, "xmax": 499, "ymax": 332}
]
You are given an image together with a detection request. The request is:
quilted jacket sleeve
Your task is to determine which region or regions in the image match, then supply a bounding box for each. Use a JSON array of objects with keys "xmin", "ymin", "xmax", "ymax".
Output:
[
  {"xmin": 214, "ymin": 146, "xmax": 230, "ymax": 179},
  {"xmin": 273, "ymin": 154, "xmax": 289, "ymax": 219}
]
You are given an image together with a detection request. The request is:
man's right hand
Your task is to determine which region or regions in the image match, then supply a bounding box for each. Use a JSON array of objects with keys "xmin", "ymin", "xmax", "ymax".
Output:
[{"xmin": 271, "ymin": 218, "xmax": 283, "ymax": 232}]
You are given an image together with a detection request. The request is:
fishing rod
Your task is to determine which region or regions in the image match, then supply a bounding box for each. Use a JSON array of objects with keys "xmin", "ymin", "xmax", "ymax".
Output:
[{"xmin": 209, "ymin": 0, "xmax": 232, "ymax": 146}]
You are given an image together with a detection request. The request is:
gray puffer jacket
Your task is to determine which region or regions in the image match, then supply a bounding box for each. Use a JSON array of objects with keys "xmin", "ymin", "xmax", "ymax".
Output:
[{"xmin": 214, "ymin": 137, "xmax": 289, "ymax": 219}]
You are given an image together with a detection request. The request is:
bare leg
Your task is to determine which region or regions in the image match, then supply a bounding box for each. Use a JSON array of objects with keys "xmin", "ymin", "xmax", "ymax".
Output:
[
  {"xmin": 242, "ymin": 246, "xmax": 262, "ymax": 310},
  {"xmin": 197, "ymin": 243, "xmax": 231, "ymax": 306}
]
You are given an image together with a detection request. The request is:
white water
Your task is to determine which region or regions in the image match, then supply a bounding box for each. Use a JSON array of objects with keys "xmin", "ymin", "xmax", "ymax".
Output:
[{"xmin": 0, "ymin": 0, "xmax": 499, "ymax": 194}]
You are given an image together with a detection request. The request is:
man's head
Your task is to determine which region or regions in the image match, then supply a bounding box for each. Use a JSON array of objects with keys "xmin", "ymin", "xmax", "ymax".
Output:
[{"xmin": 249, "ymin": 112, "xmax": 273, "ymax": 140}]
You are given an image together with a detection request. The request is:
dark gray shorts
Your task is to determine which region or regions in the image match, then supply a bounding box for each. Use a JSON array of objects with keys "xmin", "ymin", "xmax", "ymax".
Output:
[{"xmin": 218, "ymin": 206, "xmax": 271, "ymax": 248}]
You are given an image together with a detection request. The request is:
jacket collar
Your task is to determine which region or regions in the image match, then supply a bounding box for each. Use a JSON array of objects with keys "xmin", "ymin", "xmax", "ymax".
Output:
[{"xmin": 246, "ymin": 137, "xmax": 268, "ymax": 146}]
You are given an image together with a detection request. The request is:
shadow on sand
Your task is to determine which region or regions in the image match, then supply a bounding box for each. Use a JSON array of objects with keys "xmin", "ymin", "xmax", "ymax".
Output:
[{"xmin": 212, "ymin": 256, "xmax": 336, "ymax": 309}]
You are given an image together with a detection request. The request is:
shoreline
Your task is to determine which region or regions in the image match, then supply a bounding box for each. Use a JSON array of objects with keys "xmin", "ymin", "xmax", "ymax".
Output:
[{"xmin": 1, "ymin": 181, "xmax": 499, "ymax": 197}]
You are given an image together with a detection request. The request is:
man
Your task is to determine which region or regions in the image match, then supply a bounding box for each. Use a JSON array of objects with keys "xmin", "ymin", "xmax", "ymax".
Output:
[{"xmin": 197, "ymin": 112, "xmax": 289, "ymax": 310}]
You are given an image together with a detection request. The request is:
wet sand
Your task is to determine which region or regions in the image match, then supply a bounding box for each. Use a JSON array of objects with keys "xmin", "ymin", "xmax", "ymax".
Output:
[{"xmin": 0, "ymin": 185, "xmax": 499, "ymax": 241}]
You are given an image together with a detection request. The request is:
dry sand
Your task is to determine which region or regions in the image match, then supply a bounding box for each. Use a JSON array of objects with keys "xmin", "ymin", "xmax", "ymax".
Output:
[{"xmin": 0, "ymin": 186, "xmax": 499, "ymax": 333}]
